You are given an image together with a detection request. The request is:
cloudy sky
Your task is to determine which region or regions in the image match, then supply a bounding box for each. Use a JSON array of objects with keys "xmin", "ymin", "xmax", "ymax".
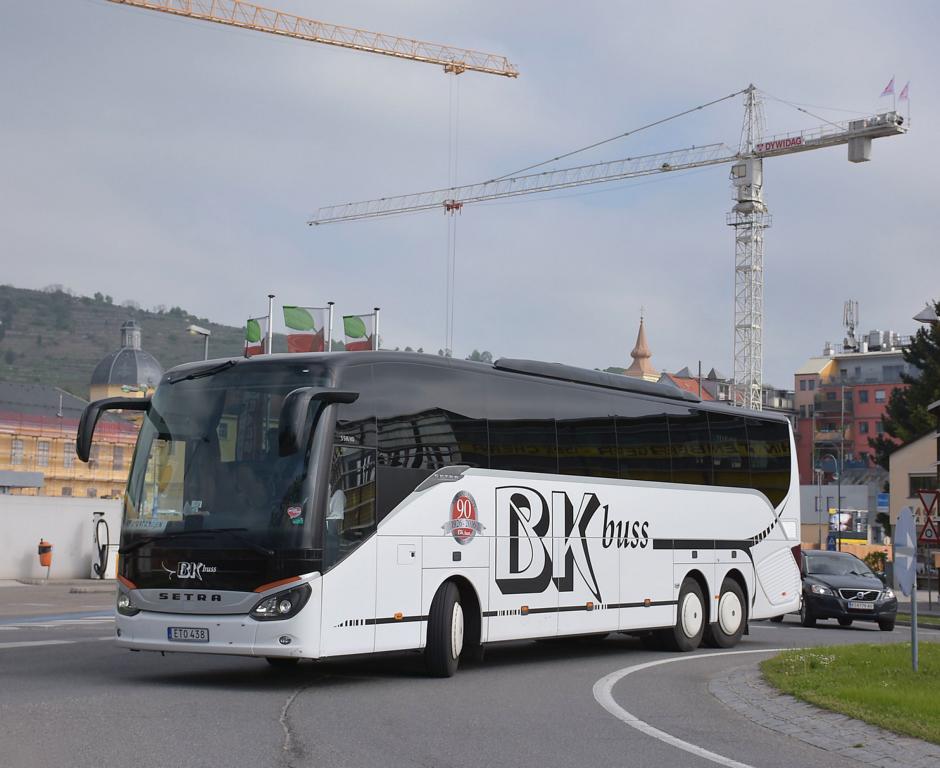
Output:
[{"xmin": 2, "ymin": 1, "xmax": 936, "ymax": 386}]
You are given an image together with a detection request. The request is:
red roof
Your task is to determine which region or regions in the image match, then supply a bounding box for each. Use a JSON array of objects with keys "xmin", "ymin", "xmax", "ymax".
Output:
[{"xmin": 662, "ymin": 374, "xmax": 716, "ymax": 400}]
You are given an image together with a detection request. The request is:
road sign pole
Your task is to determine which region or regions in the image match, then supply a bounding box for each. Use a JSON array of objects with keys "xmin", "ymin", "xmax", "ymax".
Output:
[{"xmin": 912, "ymin": 584, "xmax": 918, "ymax": 673}]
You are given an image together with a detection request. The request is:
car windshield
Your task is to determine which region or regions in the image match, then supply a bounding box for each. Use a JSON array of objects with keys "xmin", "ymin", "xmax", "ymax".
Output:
[
  {"xmin": 805, "ymin": 553, "xmax": 874, "ymax": 577},
  {"xmin": 124, "ymin": 363, "xmax": 332, "ymax": 552}
]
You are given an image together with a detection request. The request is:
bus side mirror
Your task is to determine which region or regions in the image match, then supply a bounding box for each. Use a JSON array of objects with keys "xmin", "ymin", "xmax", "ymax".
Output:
[
  {"xmin": 77, "ymin": 397, "xmax": 151, "ymax": 462},
  {"xmin": 278, "ymin": 388, "xmax": 359, "ymax": 457}
]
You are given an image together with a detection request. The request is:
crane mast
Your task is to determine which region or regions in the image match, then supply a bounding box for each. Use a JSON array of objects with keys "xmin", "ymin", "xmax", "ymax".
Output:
[
  {"xmin": 106, "ymin": 0, "xmax": 519, "ymax": 77},
  {"xmin": 310, "ymin": 90, "xmax": 906, "ymax": 411}
]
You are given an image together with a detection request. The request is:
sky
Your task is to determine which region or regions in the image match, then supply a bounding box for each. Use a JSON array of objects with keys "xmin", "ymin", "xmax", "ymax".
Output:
[{"xmin": 1, "ymin": 0, "xmax": 937, "ymax": 387}]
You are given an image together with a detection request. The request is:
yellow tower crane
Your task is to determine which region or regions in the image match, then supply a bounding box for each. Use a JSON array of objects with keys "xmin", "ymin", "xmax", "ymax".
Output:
[{"xmin": 105, "ymin": 0, "xmax": 519, "ymax": 78}]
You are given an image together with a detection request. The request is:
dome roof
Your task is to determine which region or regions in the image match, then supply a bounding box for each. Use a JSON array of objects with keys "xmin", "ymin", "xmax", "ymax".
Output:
[{"xmin": 90, "ymin": 321, "xmax": 163, "ymax": 389}]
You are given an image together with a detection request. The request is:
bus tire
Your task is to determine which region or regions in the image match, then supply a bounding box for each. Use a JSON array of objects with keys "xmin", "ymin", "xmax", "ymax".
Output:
[
  {"xmin": 665, "ymin": 578, "xmax": 705, "ymax": 652},
  {"xmin": 703, "ymin": 579, "xmax": 745, "ymax": 648},
  {"xmin": 425, "ymin": 581, "xmax": 463, "ymax": 678}
]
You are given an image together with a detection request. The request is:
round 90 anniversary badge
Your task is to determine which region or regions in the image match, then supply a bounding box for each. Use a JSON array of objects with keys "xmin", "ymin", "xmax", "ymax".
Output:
[{"xmin": 443, "ymin": 490, "xmax": 484, "ymax": 545}]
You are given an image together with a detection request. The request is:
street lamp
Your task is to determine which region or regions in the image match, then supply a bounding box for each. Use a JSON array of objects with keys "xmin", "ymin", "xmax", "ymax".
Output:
[
  {"xmin": 819, "ymin": 452, "xmax": 841, "ymax": 551},
  {"xmin": 186, "ymin": 324, "xmax": 211, "ymax": 360}
]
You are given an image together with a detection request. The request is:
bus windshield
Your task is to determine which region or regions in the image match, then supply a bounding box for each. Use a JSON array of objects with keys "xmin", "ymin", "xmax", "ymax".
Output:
[{"xmin": 124, "ymin": 364, "xmax": 332, "ymax": 553}]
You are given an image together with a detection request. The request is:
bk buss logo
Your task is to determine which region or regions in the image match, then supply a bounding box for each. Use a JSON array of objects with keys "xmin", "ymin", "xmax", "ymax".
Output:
[
  {"xmin": 162, "ymin": 561, "xmax": 218, "ymax": 581},
  {"xmin": 442, "ymin": 491, "xmax": 485, "ymax": 545},
  {"xmin": 494, "ymin": 486, "xmax": 650, "ymax": 603}
]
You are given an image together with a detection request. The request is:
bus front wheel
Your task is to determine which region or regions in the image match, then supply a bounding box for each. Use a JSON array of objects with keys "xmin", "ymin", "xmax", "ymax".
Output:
[
  {"xmin": 703, "ymin": 579, "xmax": 745, "ymax": 648},
  {"xmin": 425, "ymin": 581, "xmax": 464, "ymax": 678},
  {"xmin": 665, "ymin": 578, "xmax": 705, "ymax": 652}
]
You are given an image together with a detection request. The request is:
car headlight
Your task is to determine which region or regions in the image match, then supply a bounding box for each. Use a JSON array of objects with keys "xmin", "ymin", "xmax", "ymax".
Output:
[
  {"xmin": 250, "ymin": 583, "xmax": 312, "ymax": 621},
  {"xmin": 810, "ymin": 584, "xmax": 833, "ymax": 596},
  {"xmin": 881, "ymin": 588, "xmax": 895, "ymax": 600},
  {"xmin": 117, "ymin": 591, "xmax": 140, "ymax": 616}
]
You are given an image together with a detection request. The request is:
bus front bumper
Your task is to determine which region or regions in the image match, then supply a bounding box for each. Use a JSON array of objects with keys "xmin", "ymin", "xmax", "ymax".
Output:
[{"xmin": 114, "ymin": 610, "xmax": 316, "ymax": 659}]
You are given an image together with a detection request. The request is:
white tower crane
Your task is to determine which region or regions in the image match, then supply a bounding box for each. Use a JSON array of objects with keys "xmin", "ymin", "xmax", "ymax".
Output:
[{"xmin": 310, "ymin": 87, "xmax": 906, "ymax": 408}]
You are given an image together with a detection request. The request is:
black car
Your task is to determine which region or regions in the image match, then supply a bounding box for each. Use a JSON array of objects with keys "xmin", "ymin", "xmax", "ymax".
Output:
[{"xmin": 798, "ymin": 550, "xmax": 897, "ymax": 630}]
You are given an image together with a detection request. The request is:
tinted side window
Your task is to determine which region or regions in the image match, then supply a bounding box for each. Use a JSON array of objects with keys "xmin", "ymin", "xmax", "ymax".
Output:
[
  {"xmin": 667, "ymin": 408, "xmax": 712, "ymax": 486},
  {"xmin": 616, "ymin": 397, "xmax": 675, "ymax": 484},
  {"xmin": 324, "ymin": 445, "xmax": 376, "ymax": 570},
  {"xmin": 707, "ymin": 411, "xmax": 750, "ymax": 489},
  {"xmin": 371, "ymin": 363, "xmax": 489, "ymax": 519},
  {"xmin": 335, "ymin": 365, "xmax": 377, "ymax": 447},
  {"xmin": 487, "ymin": 375, "xmax": 558, "ymax": 474},
  {"xmin": 746, "ymin": 418, "xmax": 791, "ymax": 507},
  {"xmin": 557, "ymin": 416, "xmax": 618, "ymax": 478}
]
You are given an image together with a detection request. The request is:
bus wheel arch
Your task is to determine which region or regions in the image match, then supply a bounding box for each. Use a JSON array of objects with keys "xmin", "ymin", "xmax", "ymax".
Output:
[{"xmin": 449, "ymin": 576, "xmax": 482, "ymax": 656}]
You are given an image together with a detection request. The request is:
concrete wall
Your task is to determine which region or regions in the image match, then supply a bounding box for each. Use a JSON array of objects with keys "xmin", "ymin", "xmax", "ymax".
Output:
[{"xmin": 0, "ymin": 495, "xmax": 121, "ymax": 580}]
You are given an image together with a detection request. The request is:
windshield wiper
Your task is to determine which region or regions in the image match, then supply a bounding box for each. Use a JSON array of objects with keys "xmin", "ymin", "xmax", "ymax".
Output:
[
  {"xmin": 167, "ymin": 359, "xmax": 237, "ymax": 385},
  {"xmin": 120, "ymin": 527, "xmax": 274, "ymax": 557}
]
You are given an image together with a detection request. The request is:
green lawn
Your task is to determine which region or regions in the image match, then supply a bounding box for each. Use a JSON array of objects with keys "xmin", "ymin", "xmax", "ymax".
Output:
[{"xmin": 761, "ymin": 643, "xmax": 940, "ymax": 744}]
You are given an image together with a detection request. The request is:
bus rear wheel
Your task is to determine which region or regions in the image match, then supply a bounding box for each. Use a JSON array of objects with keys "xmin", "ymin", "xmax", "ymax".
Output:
[
  {"xmin": 703, "ymin": 579, "xmax": 745, "ymax": 648},
  {"xmin": 664, "ymin": 578, "xmax": 705, "ymax": 652},
  {"xmin": 425, "ymin": 581, "xmax": 463, "ymax": 678}
]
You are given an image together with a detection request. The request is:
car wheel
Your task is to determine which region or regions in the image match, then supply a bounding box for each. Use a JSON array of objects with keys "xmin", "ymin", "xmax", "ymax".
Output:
[
  {"xmin": 878, "ymin": 619, "xmax": 895, "ymax": 632},
  {"xmin": 838, "ymin": 618, "xmax": 853, "ymax": 627},
  {"xmin": 799, "ymin": 597, "xmax": 816, "ymax": 628},
  {"xmin": 425, "ymin": 581, "xmax": 463, "ymax": 677},
  {"xmin": 664, "ymin": 578, "xmax": 705, "ymax": 652},
  {"xmin": 769, "ymin": 615, "xmax": 784, "ymax": 623},
  {"xmin": 703, "ymin": 579, "xmax": 746, "ymax": 648}
]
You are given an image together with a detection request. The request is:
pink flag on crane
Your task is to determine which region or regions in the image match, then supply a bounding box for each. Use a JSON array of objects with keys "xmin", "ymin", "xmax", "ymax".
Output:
[
  {"xmin": 899, "ymin": 81, "xmax": 910, "ymax": 101},
  {"xmin": 880, "ymin": 77, "xmax": 895, "ymax": 97}
]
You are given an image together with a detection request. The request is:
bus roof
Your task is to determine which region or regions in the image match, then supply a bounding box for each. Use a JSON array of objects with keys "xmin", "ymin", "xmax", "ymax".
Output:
[{"xmin": 161, "ymin": 352, "xmax": 788, "ymax": 422}]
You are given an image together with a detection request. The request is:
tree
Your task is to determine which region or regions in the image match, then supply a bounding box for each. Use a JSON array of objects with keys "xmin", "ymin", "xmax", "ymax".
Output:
[
  {"xmin": 466, "ymin": 349, "xmax": 494, "ymax": 363},
  {"xmin": 870, "ymin": 299, "xmax": 940, "ymax": 469}
]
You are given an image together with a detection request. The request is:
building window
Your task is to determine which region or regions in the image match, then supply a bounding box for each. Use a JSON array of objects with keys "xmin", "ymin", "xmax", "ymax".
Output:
[
  {"xmin": 800, "ymin": 380, "xmax": 807, "ymax": 391},
  {"xmin": 111, "ymin": 488, "xmax": 123, "ymax": 499},
  {"xmin": 809, "ymin": 380, "xmax": 815, "ymax": 391},
  {"xmin": 89, "ymin": 445, "xmax": 100, "ymax": 465},
  {"xmin": 859, "ymin": 421, "xmax": 869, "ymax": 434},
  {"xmin": 875, "ymin": 390, "xmax": 886, "ymax": 403},
  {"xmin": 859, "ymin": 390, "xmax": 869, "ymax": 403},
  {"xmin": 11, "ymin": 439, "xmax": 24, "ymax": 466},
  {"xmin": 910, "ymin": 475, "xmax": 936, "ymax": 497},
  {"xmin": 37, "ymin": 441, "xmax": 50, "ymax": 467},
  {"xmin": 113, "ymin": 447, "xmax": 124, "ymax": 471},
  {"xmin": 63, "ymin": 441, "xmax": 75, "ymax": 468},
  {"xmin": 86, "ymin": 488, "xmax": 97, "ymax": 498},
  {"xmin": 808, "ymin": 404, "xmax": 814, "ymax": 416},
  {"xmin": 826, "ymin": 391, "xmax": 837, "ymax": 400},
  {"xmin": 61, "ymin": 487, "xmax": 72, "ymax": 497},
  {"xmin": 875, "ymin": 421, "xmax": 884, "ymax": 434},
  {"xmin": 799, "ymin": 405, "xmax": 806, "ymax": 418}
]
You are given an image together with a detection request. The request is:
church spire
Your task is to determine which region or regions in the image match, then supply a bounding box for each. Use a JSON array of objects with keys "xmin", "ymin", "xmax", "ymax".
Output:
[{"xmin": 624, "ymin": 313, "xmax": 659, "ymax": 382}]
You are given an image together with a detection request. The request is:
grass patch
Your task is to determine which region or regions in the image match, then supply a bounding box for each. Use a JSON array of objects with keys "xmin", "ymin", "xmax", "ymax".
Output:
[
  {"xmin": 897, "ymin": 613, "xmax": 940, "ymax": 627},
  {"xmin": 761, "ymin": 643, "xmax": 940, "ymax": 745}
]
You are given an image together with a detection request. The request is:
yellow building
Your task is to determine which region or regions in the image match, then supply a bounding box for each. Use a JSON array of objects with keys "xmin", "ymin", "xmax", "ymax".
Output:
[
  {"xmin": 0, "ymin": 382, "xmax": 138, "ymax": 498},
  {"xmin": 0, "ymin": 320, "xmax": 163, "ymax": 498}
]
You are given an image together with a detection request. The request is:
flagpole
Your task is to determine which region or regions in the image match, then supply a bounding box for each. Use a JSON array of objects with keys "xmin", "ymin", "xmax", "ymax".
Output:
[
  {"xmin": 327, "ymin": 301, "xmax": 334, "ymax": 352},
  {"xmin": 267, "ymin": 294, "xmax": 275, "ymax": 355},
  {"xmin": 373, "ymin": 307, "xmax": 380, "ymax": 351}
]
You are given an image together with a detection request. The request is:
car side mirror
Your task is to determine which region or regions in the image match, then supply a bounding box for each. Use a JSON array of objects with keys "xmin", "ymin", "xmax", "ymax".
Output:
[{"xmin": 278, "ymin": 388, "xmax": 359, "ymax": 456}]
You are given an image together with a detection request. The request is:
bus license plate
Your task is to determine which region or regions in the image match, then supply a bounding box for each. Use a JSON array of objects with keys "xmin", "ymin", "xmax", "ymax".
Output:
[
  {"xmin": 167, "ymin": 627, "xmax": 209, "ymax": 642},
  {"xmin": 847, "ymin": 600, "xmax": 874, "ymax": 611}
]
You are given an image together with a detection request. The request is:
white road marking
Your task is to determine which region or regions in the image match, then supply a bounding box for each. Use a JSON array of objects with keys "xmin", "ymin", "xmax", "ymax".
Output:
[
  {"xmin": 594, "ymin": 648, "xmax": 789, "ymax": 768},
  {"xmin": 0, "ymin": 636, "xmax": 113, "ymax": 650}
]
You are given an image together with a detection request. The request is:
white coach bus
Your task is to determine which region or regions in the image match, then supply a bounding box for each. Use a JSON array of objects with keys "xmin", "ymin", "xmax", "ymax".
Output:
[{"xmin": 78, "ymin": 353, "xmax": 801, "ymax": 676}]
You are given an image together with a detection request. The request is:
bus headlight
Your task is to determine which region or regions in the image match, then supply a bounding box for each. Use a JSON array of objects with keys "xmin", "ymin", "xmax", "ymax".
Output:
[
  {"xmin": 117, "ymin": 592, "xmax": 140, "ymax": 616},
  {"xmin": 250, "ymin": 583, "xmax": 312, "ymax": 621}
]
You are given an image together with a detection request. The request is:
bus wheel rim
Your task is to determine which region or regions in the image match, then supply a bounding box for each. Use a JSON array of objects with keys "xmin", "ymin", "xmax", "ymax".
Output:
[
  {"xmin": 681, "ymin": 592, "xmax": 702, "ymax": 638},
  {"xmin": 718, "ymin": 591, "xmax": 742, "ymax": 635},
  {"xmin": 451, "ymin": 602, "xmax": 464, "ymax": 659}
]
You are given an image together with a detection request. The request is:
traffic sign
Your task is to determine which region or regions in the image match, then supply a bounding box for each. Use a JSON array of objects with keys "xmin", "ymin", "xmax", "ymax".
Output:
[
  {"xmin": 917, "ymin": 489, "xmax": 939, "ymax": 517},
  {"xmin": 918, "ymin": 518, "xmax": 940, "ymax": 547},
  {"xmin": 895, "ymin": 507, "xmax": 916, "ymax": 596}
]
